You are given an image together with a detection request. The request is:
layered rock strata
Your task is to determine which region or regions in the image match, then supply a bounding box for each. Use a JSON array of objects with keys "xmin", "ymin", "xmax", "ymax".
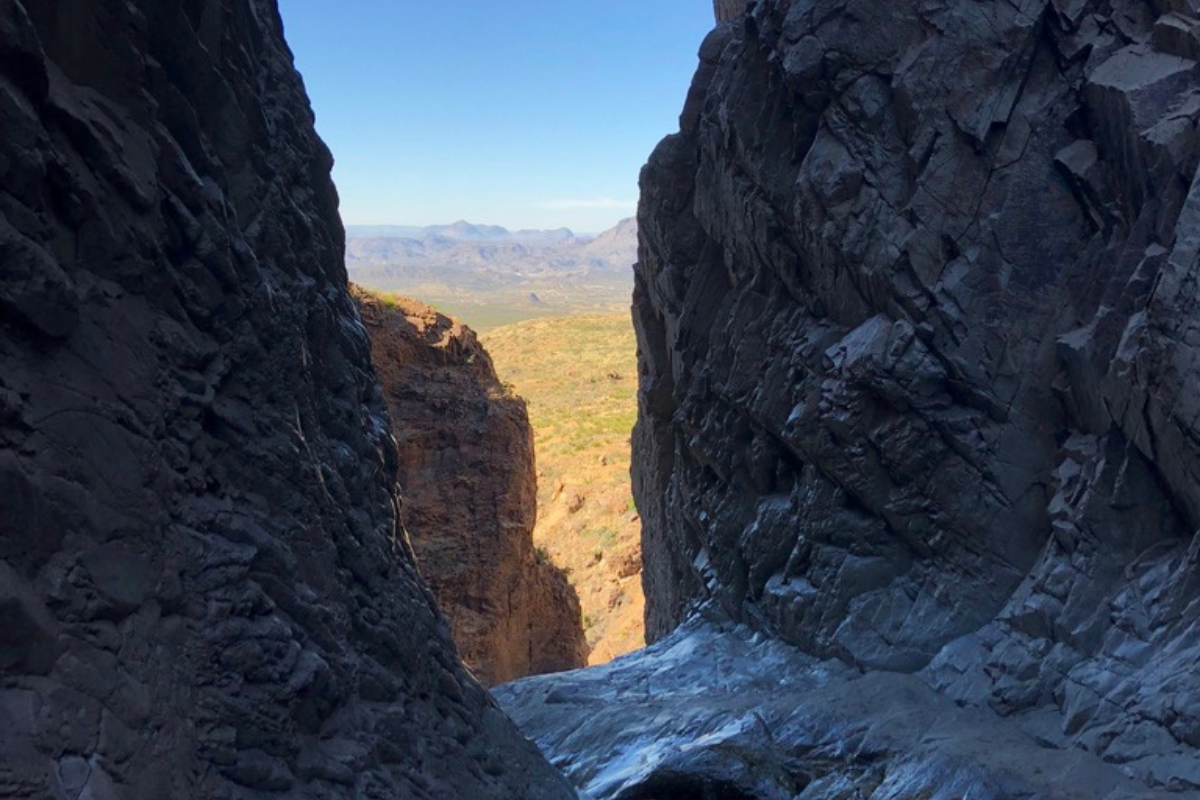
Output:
[
  {"xmin": 503, "ymin": 0, "xmax": 1200, "ymax": 797},
  {"xmin": 0, "ymin": 2, "xmax": 574, "ymax": 798},
  {"xmin": 354, "ymin": 288, "xmax": 587, "ymax": 686}
]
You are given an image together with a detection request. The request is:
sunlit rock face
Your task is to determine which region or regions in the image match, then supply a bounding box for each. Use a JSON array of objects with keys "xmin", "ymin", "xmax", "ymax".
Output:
[
  {"xmin": 354, "ymin": 288, "xmax": 587, "ymax": 687},
  {"xmin": 0, "ymin": 2, "xmax": 574, "ymax": 798},
  {"xmin": 500, "ymin": 0, "xmax": 1200, "ymax": 797}
]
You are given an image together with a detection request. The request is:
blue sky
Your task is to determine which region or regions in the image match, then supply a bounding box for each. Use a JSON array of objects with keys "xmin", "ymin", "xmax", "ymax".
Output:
[{"xmin": 277, "ymin": 1, "xmax": 713, "ymax": 233}]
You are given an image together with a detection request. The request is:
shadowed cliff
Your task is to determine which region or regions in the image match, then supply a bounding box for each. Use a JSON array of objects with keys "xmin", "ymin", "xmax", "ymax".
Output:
[
  {"xmin": 0, "ymin": 2, "xmax": 574, "ymax": 798},
  {"xmin": 498, "ymin": 1, "xmax": 1200, "ymax": 797}
]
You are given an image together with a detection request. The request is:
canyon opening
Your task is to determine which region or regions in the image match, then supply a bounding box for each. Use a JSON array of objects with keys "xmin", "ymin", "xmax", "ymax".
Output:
[{"xmin": 2, "ymin": 1, "xmax": 1199, "ymax": 800}]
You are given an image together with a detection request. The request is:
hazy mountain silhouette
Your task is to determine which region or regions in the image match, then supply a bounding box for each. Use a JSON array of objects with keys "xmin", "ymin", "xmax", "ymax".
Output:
[
  {"xmin": 346, "ymin": 220, "xmax": 578, "ymax": 243},
  {"xmin": 345, "ymin": 218, "xmax": 637, "ymax": 327}
]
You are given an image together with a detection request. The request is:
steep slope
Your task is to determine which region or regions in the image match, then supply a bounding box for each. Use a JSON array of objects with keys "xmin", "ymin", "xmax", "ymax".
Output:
[
  {"xmin": 353, "ymin": 288, "xmax": 587, "ymax": 686},
  {"xmin": 482, "ymin": 314, "xmax": 645, "ymax": 664},
  {"xmin": 0, "ymin": 2, "xmax": 573, "ymax": 798},
  {"xmin": 500, "ymin": 0, "xmax": 1200, "ymax": 797}
]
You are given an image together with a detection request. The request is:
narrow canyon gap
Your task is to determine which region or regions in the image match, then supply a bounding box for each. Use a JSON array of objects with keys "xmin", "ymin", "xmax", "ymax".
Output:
[
  {"xmin": 353, "ymin": 287, "xmax": 587, "ymax": 687},
  {"xmin": 6, "ymin": 0, "xmax": 1200, "ymax": 799}
]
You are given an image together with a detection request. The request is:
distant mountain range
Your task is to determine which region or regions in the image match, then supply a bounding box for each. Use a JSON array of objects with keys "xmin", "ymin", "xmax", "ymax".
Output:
[
  {"xmin": 345, "ymin": 220, "xmax": 579, "ymax": 244},
  {"xmin": 344, "ymin": 218, "xmax": 638, "ymax": 330}
]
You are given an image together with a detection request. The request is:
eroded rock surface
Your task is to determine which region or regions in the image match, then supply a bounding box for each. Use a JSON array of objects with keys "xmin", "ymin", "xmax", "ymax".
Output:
[
  {"xmin": 0, "ymin": 2, "xmax": 574, "ymax": 798},
  {"xmin": 354, "ymin": 288, "xmax": 586, "ymax": 686},
  {"xmin": 502, "ymin": 0, "xmax": 1200, "ymax": 797},
  {"xmin": 498, "ymin": 616, "xmax": 1183, "ymax": 800}
]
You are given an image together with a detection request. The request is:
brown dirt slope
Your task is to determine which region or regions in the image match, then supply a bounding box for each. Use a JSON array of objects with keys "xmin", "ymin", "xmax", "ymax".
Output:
[
  {"xmin": 354, "ymin": 286, "xmax": 586, "ymax": 686},
  {"xmin": 483, "ymin": 314, "xmax": 645, "ymax": 664}
]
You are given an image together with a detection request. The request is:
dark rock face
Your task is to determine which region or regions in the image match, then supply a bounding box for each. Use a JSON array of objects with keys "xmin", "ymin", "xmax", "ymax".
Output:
[
  {"xmin": 629, "ymin": 0, "xmax": 1200, "ymax": 789},
  {"xmin": 497, "ymin": 617, "xmax": 1184, "ymax": 800},
  {"xmin": 0, "ymin": 2, "xmax": 573, "ymax": 798},
  {"xmin": 714, "ymin": 0, "xmax": 749, "ymax": 23},
  {"xmin": 354, "ymin": 288, "xmax": 587, "ymax": 687}
]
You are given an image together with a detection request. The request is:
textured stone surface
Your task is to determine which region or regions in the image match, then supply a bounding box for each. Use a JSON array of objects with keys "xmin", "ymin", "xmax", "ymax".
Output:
[
  {"xmin": 714, "ymin": 0, "xmax": 749, "ymax": 23},
  {"xmin": 354, "ymin": 288, "xmax": 587, "ymax": 687},
  {"xmin": 587, "ymin": 0, "xmax": 1200, "ymax": 794},
  {"xmin": 0, "ymin": 2, "xmax": 574, "ymax": 798},
  {"xmin": 499, "ymin": 617, "xmax": 1183, "ymax": 800}
]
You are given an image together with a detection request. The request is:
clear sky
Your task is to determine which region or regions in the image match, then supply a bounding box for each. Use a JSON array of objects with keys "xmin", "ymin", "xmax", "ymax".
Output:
[{"xmin": 276, "ymin": 1, "xmax": 714, "ymax": 233}]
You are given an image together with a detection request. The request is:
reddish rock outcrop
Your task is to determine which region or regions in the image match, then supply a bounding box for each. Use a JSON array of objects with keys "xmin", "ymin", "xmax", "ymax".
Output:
[{"xmin": 354, "ymin": 288, "xmax": 587, "ymax": 686}]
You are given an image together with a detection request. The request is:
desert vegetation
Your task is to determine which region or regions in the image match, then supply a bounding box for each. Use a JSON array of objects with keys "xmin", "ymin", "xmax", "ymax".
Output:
[{"xmin": 483, "ymin": 314, "xmax": 644, "ymax": 663}]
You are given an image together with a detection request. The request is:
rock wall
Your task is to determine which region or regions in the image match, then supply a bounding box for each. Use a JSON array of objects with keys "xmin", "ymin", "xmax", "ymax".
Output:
[
  {"xmin": 498, "ymin": 616, "xmax": 1186, "ymax": 799},
  {"xmin": 632, "ymin": 0, "xmax": 1200, "ymax": 786},
  {"xmin": 714, "ymin": 0, "xmax": 747, "ymax": 23},
  {"xmin": 0, "ymin": 2, "xmax": 574, "ymax": 798},
  {"xmin": 354, "ymin": 288, "xmax": 586, "ymax": 686}
]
